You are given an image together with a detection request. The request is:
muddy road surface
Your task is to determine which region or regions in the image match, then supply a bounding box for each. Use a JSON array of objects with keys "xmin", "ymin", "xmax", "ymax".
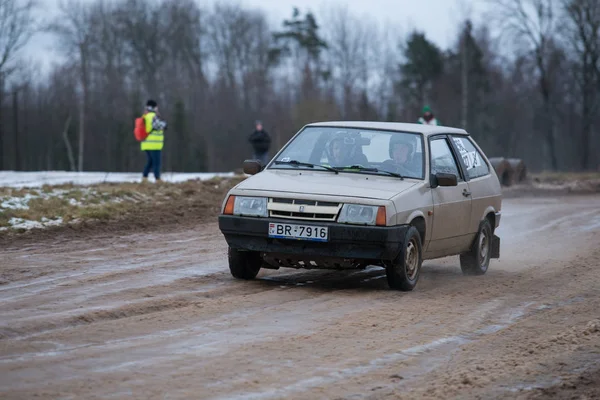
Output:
[{"xmin": 1, "ymin": 195, "xmax": 599, "ymax": 399}]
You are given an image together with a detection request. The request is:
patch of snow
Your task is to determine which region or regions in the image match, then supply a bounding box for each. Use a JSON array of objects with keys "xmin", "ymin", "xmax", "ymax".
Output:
[
  {"xmin": 8, "ymin": 218, "xmax": 44, "ymax": 230},
  {"xmin": 69, "ymin": 198, "xmax": 82, "ymax": 206},
  {"xmin": 0, "ymin": 171, "xmax": 236, "ymax": 188},
  {"xmin": 40, "ymin": 217, "xmax": 64, "ymax": 227},
  {"xmin": 1, "ymin": 188, "xmax": 101, "ymax": 212},
  {"xmin": 6, "ymin": 217, "xmax": 63, "ymax": 231},
  {"xmin": 1, "ymin": 196, "xmax": 31, "ymax": 210}
]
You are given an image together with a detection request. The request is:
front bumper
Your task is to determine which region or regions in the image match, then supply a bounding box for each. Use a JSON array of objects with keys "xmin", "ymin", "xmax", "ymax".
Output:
[{"xmin": 218, "ymin": 215, "xmax": 408, "ymax": 264}]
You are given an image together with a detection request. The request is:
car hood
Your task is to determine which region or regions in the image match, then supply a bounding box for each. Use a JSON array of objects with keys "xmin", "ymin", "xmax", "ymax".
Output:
[{"xmin": 235, "ymin": 169, "xmax": 419, "ymax": 200}]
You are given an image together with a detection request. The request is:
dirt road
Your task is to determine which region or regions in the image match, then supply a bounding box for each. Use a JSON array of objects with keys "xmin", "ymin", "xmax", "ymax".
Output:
[{"xmin": 1, "ymin": 195, "xmax": 599, "ymax": 399}]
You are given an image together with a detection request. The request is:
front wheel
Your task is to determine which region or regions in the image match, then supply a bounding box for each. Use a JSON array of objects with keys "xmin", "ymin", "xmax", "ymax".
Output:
[
  {"xmin": 386, "ymin": 226, "xmax": 423, "ymax": 291},
  {"xmin": 228, "ymin": 247, "xmax": 262, "ymax": 280},
  {"xmin": 460, "ymin": 219, "xmax": 492, "ymax": 275}
]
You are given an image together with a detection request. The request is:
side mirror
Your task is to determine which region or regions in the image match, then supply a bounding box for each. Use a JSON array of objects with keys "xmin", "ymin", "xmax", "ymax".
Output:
[
  {"xmin": 243, "ymin": 159, "xmax": 263, "ymax": 175},
  {"xmin": 430, "ymin": 172, "xmax": 458, "ymax": 188}
]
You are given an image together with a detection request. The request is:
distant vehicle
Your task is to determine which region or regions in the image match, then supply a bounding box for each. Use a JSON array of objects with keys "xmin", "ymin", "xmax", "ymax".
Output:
[{"xmin": 218, "ymin": 121, "xmax": 502, "ymax": 291}]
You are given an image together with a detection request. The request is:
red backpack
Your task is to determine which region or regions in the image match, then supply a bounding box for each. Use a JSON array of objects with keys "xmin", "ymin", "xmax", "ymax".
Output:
[{"xmin": 134, "ymin": 114, "xmax": 149, "ymax": 141}]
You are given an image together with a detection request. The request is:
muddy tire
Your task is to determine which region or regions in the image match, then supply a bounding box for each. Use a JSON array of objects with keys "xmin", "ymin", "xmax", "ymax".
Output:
[
  {"xmin": 460, "ymin": 219, "xmax": 492, "ymax": 276},
  {"xmin": 386, "ymin": 226, "xmax": 423, "ymax": 291},
  {"xmin": 228, "ymin": 247, "xmax": 262, "ymax": 280}
]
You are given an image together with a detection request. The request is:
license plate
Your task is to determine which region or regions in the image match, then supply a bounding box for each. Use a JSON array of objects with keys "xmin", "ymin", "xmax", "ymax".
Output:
[{"xmin": 268, "ymin": 223, "xmax": 328, "ymax": 242}]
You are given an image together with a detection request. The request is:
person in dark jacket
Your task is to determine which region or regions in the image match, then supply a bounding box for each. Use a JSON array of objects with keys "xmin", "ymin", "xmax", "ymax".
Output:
[{"xmin": 248, "ymin": 120, "xmax": 271, "ymax": 165}]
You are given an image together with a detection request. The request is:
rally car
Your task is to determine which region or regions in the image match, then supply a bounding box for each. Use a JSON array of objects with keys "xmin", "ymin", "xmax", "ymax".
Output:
[{"xmin": 218, "ymin": 121, "xmax": 502, "ymax": 291}]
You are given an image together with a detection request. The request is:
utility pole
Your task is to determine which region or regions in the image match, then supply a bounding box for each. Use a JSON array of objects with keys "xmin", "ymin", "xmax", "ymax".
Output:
[{"xmin": 461, "ymin": 21, "xmax": 470, "ymax": 130}]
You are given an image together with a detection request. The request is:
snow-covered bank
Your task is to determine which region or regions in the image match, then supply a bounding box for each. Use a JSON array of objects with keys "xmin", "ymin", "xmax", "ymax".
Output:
[{"xmin": 0, "ymin": 171, "xmax": 235, "ymax": 188}]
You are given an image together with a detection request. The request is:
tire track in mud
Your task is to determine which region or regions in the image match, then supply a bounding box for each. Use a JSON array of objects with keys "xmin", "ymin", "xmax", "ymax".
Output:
[
  {"xmin": 0, "ymin": 268, "xmax": 386, "ymax": 343},
  {"xmin": 201, "ymin": 252, "xmax": 600, "ymax": 400},
  {"xmin": 0, "ymin": 245, "xmax": 397, "ymax": 342},
  {"xmin": 5, "ymin": 254, "xmax": 598, "ymax": 398},
  {"xmin": 215, "ymin": 301, "xmax": 540, "ymax": 400},
  {"xmin": 0, "ymin": 225, "xmax": 233, "ymax": 341},
  {"xmin": 0, "ymin": 239, "xmax": 596, "ymax": 344},
  {"xmin": 1, "ymin": 197, "xmax": 600, "ymax": 400},
  {"xmin": 386, "ymin": 299, "xmax": 600, "ymax": 400}
]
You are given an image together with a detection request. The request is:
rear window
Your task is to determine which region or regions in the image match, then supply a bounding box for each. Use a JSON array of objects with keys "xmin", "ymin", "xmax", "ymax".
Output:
[{"xmin": 451, "ymin": 136, "xmax": 490, "ymax": 179}]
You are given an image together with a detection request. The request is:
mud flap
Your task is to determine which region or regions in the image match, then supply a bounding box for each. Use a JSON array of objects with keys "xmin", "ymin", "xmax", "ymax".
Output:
[{"xmin": 491, "ymin": 235, "xmax": 500, "ymax": 259}]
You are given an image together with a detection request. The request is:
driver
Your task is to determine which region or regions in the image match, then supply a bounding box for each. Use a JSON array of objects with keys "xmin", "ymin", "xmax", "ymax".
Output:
[
  {"xmin": 383, "ymin": 135, "xmax": 417, "ymax": 176},
  {"xmin": 326, "ymin": 132, "xmax": 369, "ymax": 167},
  {"xmin": 328, "ymin": 136, "xmax": 348, "ymax": 166}
]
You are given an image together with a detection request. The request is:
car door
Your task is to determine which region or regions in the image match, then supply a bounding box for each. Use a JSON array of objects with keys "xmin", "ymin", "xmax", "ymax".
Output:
[
  {"xmin": 450, "ymin": 135, "xmax": 501, "ymax": 235},
  {"xmin": 425, "ymin": 136, "xmax": 473, "ymax": 258}
]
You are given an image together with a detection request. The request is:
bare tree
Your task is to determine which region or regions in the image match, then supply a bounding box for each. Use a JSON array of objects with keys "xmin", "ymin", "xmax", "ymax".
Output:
[
  {"xmin": 61, "ymin": 115, "xmax": 76, "ymax": 171},
  {"xmin": 562, "ymin": 0, "xmax": 600, "ymax": 170},
  {"xmin": 205, "ymin": 3, "xmax": 276, "ymax": 169},
  {"xmin": 161, "ymin": 0, "xmax": 208, "ymax": 172},
  {"xmin": 368, "ymin": 22, "xmax": 403, "ymax": 120},
  {"xmin": 322, "ymin": 5, "xmax": 371, "ymax": 117},
  {"xmin": 85, "ymin": 1, "xmax": 131, "ymax": 171},
  {"xmin": 207, "ymin": 3, "xmax": 271, "ymax": 95},
  {"xmin": 0, "ymin": 0, "xmax": 36, "ymax": 76},
  {"xmin": 0, "ymin": 0, "xmax": 36, "ymax": 169},
  {"xmin": 488, "ymin": 0, "xmax": 560, "ymax": 170},
  {"xmin": 48, "ymin": 0, "xmax": 96, "ymax": 171},
  {"xmin": 117, "ymin": 0, "xmax": 172, "ymax": 100},
  {"xmin": 3, "ymin": 0, "xmax": 600, "ymax": 174},
  {"xmin": 161, "ymin": 0, "xmax": 207, "ymax": 89}
]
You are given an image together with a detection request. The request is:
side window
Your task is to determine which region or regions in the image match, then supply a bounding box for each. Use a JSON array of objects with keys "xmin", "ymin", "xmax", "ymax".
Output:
[
  {"xmin": 430, "ymin": 138, "xmax": 463, "ymax": 180},
  {"xmin": 451, "ymin": 136, "xmax": 490, "ymax": 179}
]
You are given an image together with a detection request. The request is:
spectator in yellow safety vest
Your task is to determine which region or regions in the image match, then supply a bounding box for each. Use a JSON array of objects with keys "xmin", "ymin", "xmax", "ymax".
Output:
[{"xmin": 141, "ymin": 99, "xmax": 167, "ymax": 182}]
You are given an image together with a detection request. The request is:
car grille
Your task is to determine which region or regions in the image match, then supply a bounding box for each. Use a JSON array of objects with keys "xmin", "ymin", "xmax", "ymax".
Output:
[{"xmin": 268, "ymin": 197, "xmax": 341, "ymax": 221}]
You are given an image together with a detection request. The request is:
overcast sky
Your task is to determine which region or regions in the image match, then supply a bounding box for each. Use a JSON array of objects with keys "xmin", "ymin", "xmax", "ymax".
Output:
[{"xmin": 23, "ymin": 0, "xmax": 490, "ymax": 74}]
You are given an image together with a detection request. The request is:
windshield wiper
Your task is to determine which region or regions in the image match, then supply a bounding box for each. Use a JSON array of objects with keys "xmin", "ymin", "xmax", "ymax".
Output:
[
  {"xmin": 274, "ymin": 160, "xmax": 339, "ymax": 174},
  {"xmin": 335, "ymin": 165, "xmax": 404, "ymax": 179}
]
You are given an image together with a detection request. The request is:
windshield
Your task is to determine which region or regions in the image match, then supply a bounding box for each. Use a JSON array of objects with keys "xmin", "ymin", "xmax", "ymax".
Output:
[{"xmin": 270, "ymin": 126, "xmax": 425, "ymax": 180}]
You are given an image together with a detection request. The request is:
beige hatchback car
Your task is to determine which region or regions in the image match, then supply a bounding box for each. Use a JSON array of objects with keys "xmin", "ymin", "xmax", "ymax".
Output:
[{"xmin": 219, "ymin": 121, "xmax": 502, "ymax": 291}]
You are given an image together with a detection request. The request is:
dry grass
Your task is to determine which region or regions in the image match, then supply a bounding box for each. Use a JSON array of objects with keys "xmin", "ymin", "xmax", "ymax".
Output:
[
  {"xmin": 77, "ymin": 202, "xmax": 131, "ymax": 220},
  {"xmin": 1, "ymin": 197, "xmax": 73, "ymax": 225},
  {"xmin": 0, "ymin": 176, "xmax": 246, "ymax": 236},
  {"xmin": 0, "ymin": 187, "xmax": 38, "ymax": 198},
  {"xmin": 0, "ymin": 212, "xmax": 10, "ymax": 228}
]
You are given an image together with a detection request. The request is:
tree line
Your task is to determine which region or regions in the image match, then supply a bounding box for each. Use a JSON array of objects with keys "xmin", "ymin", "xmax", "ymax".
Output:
[{"xmin": 0, "ymin": 0, "xmax": 599, "ymax": 173}]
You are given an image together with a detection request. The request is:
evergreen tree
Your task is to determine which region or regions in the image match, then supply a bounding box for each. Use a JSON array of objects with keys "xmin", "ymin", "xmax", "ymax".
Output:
[{"xmin": 397, "ymin": 31, "xmax": 444, "ymax": 111}]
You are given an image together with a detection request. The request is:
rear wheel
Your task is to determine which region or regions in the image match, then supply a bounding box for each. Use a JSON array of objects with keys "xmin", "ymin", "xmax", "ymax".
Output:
[
  {"xmin": 460, "ymin": 219, "xmax": 492, "ymax": 275},
  {"xmin": 228, "ymin": 247, "xmax": 262, "ymax": 280},
  {"xmin": 386, "ymin": 226, "xmax": 423, "ymax": 291}
]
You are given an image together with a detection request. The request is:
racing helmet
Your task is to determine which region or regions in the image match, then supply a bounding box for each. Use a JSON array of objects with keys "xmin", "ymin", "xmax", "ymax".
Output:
[
  {"xmin": 326, "ymin": 131, "xmax": 370, "ymax": 165},
  {"xmin": 389, "ymin": 134, "xmax": 415, "ymax": 159},
  {"xmin": 327, "ymin": 132, "xmax": 351, "ymax": 161}
]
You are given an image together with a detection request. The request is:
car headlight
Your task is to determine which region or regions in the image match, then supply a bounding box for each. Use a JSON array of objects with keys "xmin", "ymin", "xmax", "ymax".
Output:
[
  {"xmin": 233, "ymin": 196, "xmax": 267, "ymax": 217},
  {"xmin": 338, "ymin": 204, "xmax": 383, "ymax": 225}
]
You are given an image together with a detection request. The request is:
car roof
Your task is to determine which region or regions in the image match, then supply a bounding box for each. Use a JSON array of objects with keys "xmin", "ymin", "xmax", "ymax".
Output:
[{"xmin": 305, "ymin": 121, "xmax": 468, "ymax": 137}]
